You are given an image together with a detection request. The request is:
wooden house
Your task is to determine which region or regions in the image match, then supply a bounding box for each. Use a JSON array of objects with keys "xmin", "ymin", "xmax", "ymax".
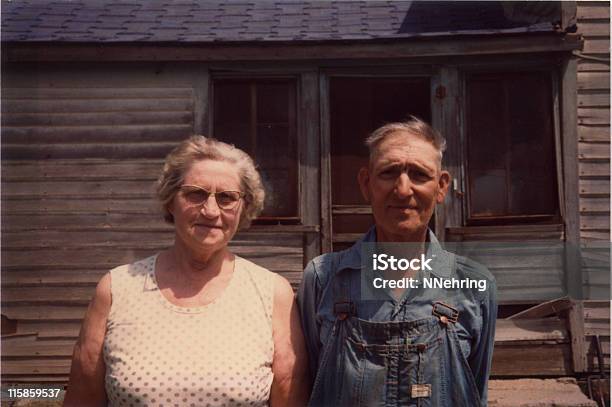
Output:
[{"xmin": 1, "ymin": 0, "xmax": 609, "ymax": 385}]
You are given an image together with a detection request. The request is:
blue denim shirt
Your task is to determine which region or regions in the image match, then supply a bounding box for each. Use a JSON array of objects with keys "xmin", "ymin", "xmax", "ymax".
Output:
[{"xmin": 298, "ymin": 228, "xmax": 497, "ymax": 406}]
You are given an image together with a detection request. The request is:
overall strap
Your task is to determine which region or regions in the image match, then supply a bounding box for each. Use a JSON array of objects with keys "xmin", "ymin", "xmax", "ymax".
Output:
[{"xmin": 331, "ymin": 253, "xmax": 355, "ymax": 321}]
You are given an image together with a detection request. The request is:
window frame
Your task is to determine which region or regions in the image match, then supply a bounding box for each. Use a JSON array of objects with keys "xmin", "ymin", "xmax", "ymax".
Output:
[
  {"xmin": 209, "ymin": 73, "xmax": 302, "ymax": 224},
  {"xmin": 460, "ymin": 65, "xmax": 564, "ymax": 227},
  {"xmin": 319, "ymin": 65, "xmax": 437, "ymax": 251}
]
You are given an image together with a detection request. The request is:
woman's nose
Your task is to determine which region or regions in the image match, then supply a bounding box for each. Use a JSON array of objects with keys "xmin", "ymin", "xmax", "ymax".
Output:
[{"xmin": 199, "ymin": 195, "xmax": 221, "ymax": 217}]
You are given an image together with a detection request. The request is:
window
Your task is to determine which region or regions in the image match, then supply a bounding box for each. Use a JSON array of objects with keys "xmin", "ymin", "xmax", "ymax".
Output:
[
  {"xmin": 213, "ymin": 78, "xmax": 298, "ymax": 220},
  {"xmin": 465, "ymin": 72, "xmax": 559, "ymax": 224}
]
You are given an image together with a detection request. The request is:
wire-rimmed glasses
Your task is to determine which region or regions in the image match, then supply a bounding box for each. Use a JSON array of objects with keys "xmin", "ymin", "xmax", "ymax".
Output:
[{"xmin": 178, "ymin": 185, "xmax": 244, "ymax": 211}]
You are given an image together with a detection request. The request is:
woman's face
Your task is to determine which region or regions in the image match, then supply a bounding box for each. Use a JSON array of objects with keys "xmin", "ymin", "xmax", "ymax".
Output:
[{"xmin": 169, "ymin": 159, "xmax": 244, "ymax": 254}]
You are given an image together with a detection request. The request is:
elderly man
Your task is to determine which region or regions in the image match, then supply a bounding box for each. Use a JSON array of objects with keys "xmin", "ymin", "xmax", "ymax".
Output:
[{"xmin": 298, "ymin": 117, "xmax": 497, "ymax": 407}]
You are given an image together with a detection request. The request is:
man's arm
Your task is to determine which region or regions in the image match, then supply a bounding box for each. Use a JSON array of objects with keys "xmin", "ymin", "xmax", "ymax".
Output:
[
  {"xmin": 469, "ymin": 278, "xmax": 498, "ymax": 406},
  {"xmin": 297, "ymin": 259, "xmax": 322, "ymax": 383}
]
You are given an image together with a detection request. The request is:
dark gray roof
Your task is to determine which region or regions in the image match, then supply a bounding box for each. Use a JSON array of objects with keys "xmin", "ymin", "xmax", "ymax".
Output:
[{"xmin": 1, "ymin": 1, "xmax": 560, "ymax": 43}]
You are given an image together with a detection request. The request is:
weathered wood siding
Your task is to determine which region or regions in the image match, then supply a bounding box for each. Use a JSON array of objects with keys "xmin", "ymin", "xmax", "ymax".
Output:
[
  {"xmin": 0, "ymin": 63, "xmax": 306, "ymax": 383},
  {"xmin": 577, "ymin": 1, "xmax": 611, "ymax": 242},
  {"xmin": 576, "ymin": 2, "xmax": 611, "ymax": 301},
  {"xmin": 584, "ymin": 301, "xmax": 610, "ymax": 372}
]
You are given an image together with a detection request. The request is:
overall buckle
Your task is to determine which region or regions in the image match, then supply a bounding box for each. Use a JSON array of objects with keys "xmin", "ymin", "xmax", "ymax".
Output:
[
  {"xmin": 333, "ymin": 301, "xmax": 355, "ymax": 320},
  {"xmin": 432, "ymin": 301, "xmax": 459, "ymax": 324}
]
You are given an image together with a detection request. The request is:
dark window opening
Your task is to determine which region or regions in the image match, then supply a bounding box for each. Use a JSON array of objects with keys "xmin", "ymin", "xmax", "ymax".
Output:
[
  {"xmin": 213, "ymin": 78, "xmax": 298, "ymax": 221},
  {"xmin": 465, "ymin": 72, "xmax": 559, "ymax": 225},
  {"xmin": 329, "ymin": 76, "xmax": 431, "ymax": 250}
]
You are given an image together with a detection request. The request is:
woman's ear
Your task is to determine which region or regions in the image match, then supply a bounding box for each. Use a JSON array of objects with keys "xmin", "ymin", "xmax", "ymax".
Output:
[
  {"xmin": 358, "ymin": 167, "xmax": 371, "ymax": 203},
  {"xmin": 166, "ymin": 196, "xmax": 175, "ymax": 218}
]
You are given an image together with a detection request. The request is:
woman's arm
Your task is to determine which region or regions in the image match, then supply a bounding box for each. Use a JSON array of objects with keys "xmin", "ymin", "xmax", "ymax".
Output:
[
  {"xmin": 63, "ymin": 273, "xmax": 111, "ymax": 407},
  {"xmin": 269, "ymin": 274, "xmax": 311, "ymax": 407}
]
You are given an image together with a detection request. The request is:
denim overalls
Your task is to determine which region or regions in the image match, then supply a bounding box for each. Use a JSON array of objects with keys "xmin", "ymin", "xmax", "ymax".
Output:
[{"xmin": 298, "ymin": 228, "xmax": 497, "ymax": 407}]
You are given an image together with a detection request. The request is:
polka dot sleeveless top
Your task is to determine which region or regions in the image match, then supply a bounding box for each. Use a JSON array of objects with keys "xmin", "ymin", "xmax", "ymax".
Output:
[{"xmin": 103, "ymin": 254, "xmax": 275, "ymax": 407}]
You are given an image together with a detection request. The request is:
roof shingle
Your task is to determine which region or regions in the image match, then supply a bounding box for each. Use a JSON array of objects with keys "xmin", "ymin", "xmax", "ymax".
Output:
[{"xmin": 1, "ymin": 0, "xmax": 559, "ymax": 43}]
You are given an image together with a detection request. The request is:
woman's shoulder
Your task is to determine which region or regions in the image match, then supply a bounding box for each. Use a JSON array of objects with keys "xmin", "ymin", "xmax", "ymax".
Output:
[
  {"xmin": 234, "ymin": 255, "xmax": 282, "ymax": 298},
  {"xmin": 107, "ymin": 254, "xmax": 158, "ymax": 290},
  {"xmin": 110, "ymin": 254, "xmax": 157, "ymax": 273},
  {"xmin": 235, "ymin": 256, "xmax": 292, "ymax": 294}
]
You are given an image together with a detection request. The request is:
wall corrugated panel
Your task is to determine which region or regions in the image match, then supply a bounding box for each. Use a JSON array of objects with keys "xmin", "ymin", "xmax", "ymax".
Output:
[
  {"xmin": 445, "ymin": 226, "xmax": 566, "ymax": 302},
  {"xmin": 576, "ymin": 2, "xmax": 611, "ymax": 301}
]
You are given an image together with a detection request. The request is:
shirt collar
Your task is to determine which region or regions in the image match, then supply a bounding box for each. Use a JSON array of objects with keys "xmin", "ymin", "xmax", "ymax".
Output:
[{"xmin": 336, "ymin": 226, "xmax": 454, "ymax": 278}]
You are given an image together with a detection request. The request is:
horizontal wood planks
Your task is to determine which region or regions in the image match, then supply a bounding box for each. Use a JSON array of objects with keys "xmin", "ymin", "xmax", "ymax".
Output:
[
  {"xmin": 1, "ymin": 86, "xmax": 193, "ymax": 160},
  {"xmin": 576, "ymin": 2, "xmax": 611, "ymax": 248},
  {"xmin": 583, "ymin": 301, "xmax": 610, "ymax": 372},
  {"xmin": 0, "ymin": 74, "xmax": 193, "ymax": 385},
  {"xmin": 492, "ymin": 315, "xmax": 572, "ymax": 376},
  {"xmin": 492, "ymin": 343, "xmax": 573, "ymax": 377}
]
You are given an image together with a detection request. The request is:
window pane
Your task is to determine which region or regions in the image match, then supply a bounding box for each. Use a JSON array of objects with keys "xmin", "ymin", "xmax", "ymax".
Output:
[
  {"xmin": 214, "ymin": 82, "xmax": 250, "ymax": 126},
  {"xmin": 470, "ymin": 169, "xmax": 507, "ymax": 216},
  {"xmin": 330, "ymin": 77, "xmax": 431, "ymax": 206},
  {"xmin": 257, "ymin": 83, "xmax": 290, "ymax": 123},
  {"xmin": 506, "ymin": 74, "xmax": 557, "ymax": 216},
  {"xmin": 213, "ymin": 79, "xmax": 298, "ymax": 219},
  {"xmin": 256, "ymin": 123, "xmax": 297, "ymax": 217},
  {"xmin": 466, "ymin": 72, "xmax": 558, "ymax": 223}
]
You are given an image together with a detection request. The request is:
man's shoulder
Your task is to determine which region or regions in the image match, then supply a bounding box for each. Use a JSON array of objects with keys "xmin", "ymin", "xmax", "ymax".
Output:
[
  {"xmin": 306, "ymin": 251, "xmax": 343, "ymax": 277},
  {"xmin": 304, "ymin": 247, "xmax": 357, "ymax": 287}
]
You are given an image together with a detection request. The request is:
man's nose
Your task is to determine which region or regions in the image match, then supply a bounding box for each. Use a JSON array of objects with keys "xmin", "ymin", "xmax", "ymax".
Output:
[
  {"xmin": 200, "ymin": 195, "xmax": 221, "ymax": 217},
  {"xmin": 395, "ymin": 172, "xmax": 413, "ymax": 198}
]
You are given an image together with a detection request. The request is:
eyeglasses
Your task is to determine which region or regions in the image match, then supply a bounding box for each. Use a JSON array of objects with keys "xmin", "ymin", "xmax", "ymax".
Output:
[{"xmin": 178, "ymin": 185, "xmax": 244, "ymax": 210}]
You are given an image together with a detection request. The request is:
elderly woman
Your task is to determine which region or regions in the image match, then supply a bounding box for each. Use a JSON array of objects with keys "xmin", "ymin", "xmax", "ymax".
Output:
[{"xmin": 64, "ymin": 136, "xmax": 310, "ymax": 407}]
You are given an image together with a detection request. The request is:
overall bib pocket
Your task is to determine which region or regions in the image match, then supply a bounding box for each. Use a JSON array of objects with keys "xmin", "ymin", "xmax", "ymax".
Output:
[
  {"xmin": 345, "ymin": 338, "xmax": 390, "ymax": 407},
  {"xmin": 399, "ymin": 336, "xmax": 443, "ymax": 407},
  {"xmin": 341, "ymin": 317, "xmax": 445, "ymax": 407}
]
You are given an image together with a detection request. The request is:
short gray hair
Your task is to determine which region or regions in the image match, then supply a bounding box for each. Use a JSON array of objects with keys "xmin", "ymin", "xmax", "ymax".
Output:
[
  {"xmin": 365, "ymin": 116, "xmax": 446, "ymax": 163},
  {"xmin": 156, "ymin": 135, "xmax": 265, "ymax": 230}
]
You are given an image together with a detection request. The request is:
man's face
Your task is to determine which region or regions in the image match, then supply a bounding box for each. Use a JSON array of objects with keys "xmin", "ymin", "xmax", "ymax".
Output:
[{"xmin": 358, "ymin": 132, "xmax": 450, "ymax": 242}]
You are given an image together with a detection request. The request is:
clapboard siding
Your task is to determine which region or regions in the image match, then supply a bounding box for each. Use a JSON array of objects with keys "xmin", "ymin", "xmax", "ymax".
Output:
[
  {"xmin": 577, "ymin": 2, "xmax": 611, "ymax": 252},
  {"xmin": 576, "ymin": 2, "xmax": 610, "ymax": 20},
  {"xmin": 2, "ymin": 142, "xmax": 180, "ymax": 160},
  {"xmin": 584, "ymin": 301, "xmax": 611, "ymax": 372},
  {"xmin": 2, "ymin": 111, "xmax": 193, "ymax": 127},
  {"xmin": 2, "ymin": 124, "xmax": 192, "ymax": 144},
  {"xmin": 2, "ymin": 159, "xmax": 165, "ymax": 180}
]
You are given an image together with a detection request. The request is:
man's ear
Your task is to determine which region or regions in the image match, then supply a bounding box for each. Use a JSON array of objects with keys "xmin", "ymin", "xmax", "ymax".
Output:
[
  {"xmin": 357, "ymin": 167, "xmax": 371, "ymax": 203},
  {"xmin": 436, "ymin": 170, "xmax": 451, "ymax": 204}
]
